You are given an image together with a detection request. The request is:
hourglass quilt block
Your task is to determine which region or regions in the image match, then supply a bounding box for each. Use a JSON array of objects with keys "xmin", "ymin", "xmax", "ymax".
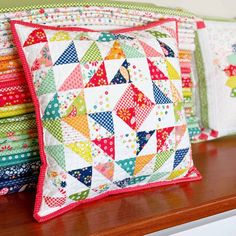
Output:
[{"xmin": 11, "ymin": 19, "xmax": 201, "ymax": 222}]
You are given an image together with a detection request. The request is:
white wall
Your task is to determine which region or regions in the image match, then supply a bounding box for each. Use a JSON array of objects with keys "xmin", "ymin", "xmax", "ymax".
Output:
[{"xmin": 122, "ymin": 0, "xmax": 236, "ymax": 18}]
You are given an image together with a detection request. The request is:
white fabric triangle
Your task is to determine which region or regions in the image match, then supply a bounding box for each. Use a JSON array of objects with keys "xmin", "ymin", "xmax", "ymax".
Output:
[
  {"xmin": 133, "ymin": 80, "xmax": 155, "ymax": 103},
  {"xmin": 113, "ymin": 162, "xmax": 131, "ymax": 182},
  {"xmin": 49, "ymin": 40, "xmax": 72, "ymax": 64},
  {"xmin": 88, "ymin": 116, "xmax": 112, "ymax": 140},
  {"xmin": 61, "ymin": 120, "xmax": 87, "ymax": 144},
  {"xmin": 113, "ymin": 111, "xmax": 134, "ymax": 136},
  {"xmin": 104, "ymin": 59, "xmax": 125, "ymax": 83},
  {"xmin": 138, "ymin": 130, "xmax": 156, "ymax": 156},
  {"xmin": 64, "ymin": 145, "xmax": 90, "ymax": 171},
  {"xmin": 74, "ymin": 40, "xmax": 93, "ymax": 61},
  {"xmin": 138, "ymin": 107, "xmax": 156, "ymax": 132},
  {"xmin": 53, "ymin": 63, "xmax": 78, "ymax": 90}
]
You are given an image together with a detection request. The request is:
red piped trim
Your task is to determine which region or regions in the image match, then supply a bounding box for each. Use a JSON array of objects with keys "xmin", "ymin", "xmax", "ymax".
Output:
[
  {"xmin": 11, "ymin": 18, "xmax": 177, "ymax": 34},
  {"xmin": 10, "ymin": 19, "xmax": 201, "ymax": 223},
  {"xmin": 196, "ymin": 21, "xmax": 206, "ymax": 29}
]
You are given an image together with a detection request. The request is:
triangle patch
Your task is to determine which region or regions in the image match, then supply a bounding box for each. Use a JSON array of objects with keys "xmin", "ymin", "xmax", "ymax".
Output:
[
  {"xmin": 64, "ymin": 91, "xmax": 86, "ymax": 117},
  {"xmin": 68, "ymin": 166, "xmax": 92, "ymax": 187},
  {"xmin": 62, "ymin": 115, "xmax": 90, "ymax": 138},
  {"xmin": 116, "ymin": 107, "xmax": 136, "ymax": 130},
  {"xmin": 115, "ymin": 85, "xmax": 135, "ymax": 110},
  {"xmin": 59, "ymin": 64, "xmax": 83, "ymax": 91},
  {"xmin": 44, "ymin": 188, "xmax": 66, "ymax": 207},
  {"xmin": 54, "ymin": 42, "xmax": 79, "ymax": 65},
  {"xmin": 43, "ymin": 93, "xmax": 60, "ymax": 120},
  {"xmin": 66, "ymin": 141, "xmax": 92, "ymax": 164},
  {"xmin": 135, "ymin": 106, "xmax": 154, "ymax": 130},
  {"xmin": 121, "ymin": 43, "xmax": 145, "ymax": 58},
  {"xmin": 80, "ymin": 42, "xmax": 103, "ymax": 63},
  {"xmin": 153, "ymin": 82, "xmax": 172, "ymax": 104},
  {"xmin": 45, "ymin": 145, "xmax": 65, "ymax": 169},
  {"xmin": 36, "ymin": 68, "xmax": 56, "ymax": 96},
  {"xmin": 147, "ymin": 58, "xmax": 168, "ymax": 80},
  {"xmin": 114, "ymin": 34, "xmax": 134, "ymax": 40},
  {"xmin": 50, "ymin": 31, "xmax": 72, "ymax": 42},
  {"xmin": 132, "ymin": 84, "xmax": 155, "ymax": 107},
  {"xmin": 158, "ymin": 40, "xmax": 175, "ymax": 57},
  {"xmin": 139, "ymin": 40, "xmax": 163, "ymax": 57},
  {"xmin": 166, "ymin": 60, "xmax": 180, "ymax": 80},
  {"xmin": 97, "ymin": 32, "xmax": 115, "ymax": 42},
  {"xmin": 69, "ymin": 189, "xmax": 90, "ymax": 201},
  {"xmin": 23, "ymin": 28, "xmax": 47, "ymax": 47},
  {"xmin": 174, "ymin": 101, "xmax": 183, "ymax": 122},
  {"xmin": 128, "ymin": 175, "xmax": 149, "ymax": 186},
  {"xmin": 85, "ymin": 61, "xmax": 108, "ymax": 87},
  {"xmin": 134, "ymin": 154, "xmax": 155, "ymax": 175},
  {"xmin": 113, "ymin": 177, "xmax": 131, "ymax": 188},
  {"xmin": 43, "ymin": 119, "xmax": 63, "ymax": 143},
  {"xmin": 136, "ymin": 130, "xmax": 155, "ymax": 155},
  {"xmin": 175, "ymin": 125, "xmax": 187, "ymax": 147},
  {"xmin": 105, "ymin": 40, "xmax": 126, "ymax": 60},
  {"xmin": 148, "ymin": 172, "xmax": 169, "ymax": 182},
  {"xmin": 95, "ymin": 161, "xmax": 114, "ymax": 181},
  {"xmin": 156, "ymin": 127, "xmax": 174, "ymax": 152},
  {"xmin": 74, "ymin": 32, "xmax": 89, "ymax": 41},
  {"xmin": 154, "ymin": 150, "xmax": 174, "ymax": 171},
  {"xmin": 116, "ymin": 157, "xmax": 136, "ymax": 176},
  {"xmin": 89, "ymin": 111, "xmax": 114, "ymax": 134},
  {"xmin": 93, "ymin": 136, "xmax": 115, "ymax": 160},
  {"xmin": 110, "ymin": 59, "xmax": 130, "ymax": 84},
  {"xmin": 170, "ymin": 81, "xmax": 182, "ymax": 102},
  {"xmin": 168, "ymin": 169, "xmax": 187, "ymax": 180},
  {"xmin": 148, "ymin": 30, "xmax": 169, "ymax": 39},
  {"xmin": 173, "ymin": 148, "xmax": 189, "ymax": 169},
  {"xmin": 31, "ymin": 43, "xmax": 52, "ymax": 71}
]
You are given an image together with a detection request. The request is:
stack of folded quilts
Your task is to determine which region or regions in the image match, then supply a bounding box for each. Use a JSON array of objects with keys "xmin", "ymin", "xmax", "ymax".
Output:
[
  {"xmin": 0, "ymin": 2, "xmax": 204, "ymax": 195},
  {"xmin": 179, "ymin": 49, "xmax": 201, "ymax": 140},
  {"xmin": 0, "ymin": 59, "xmax": 40, "ymax": 195}
]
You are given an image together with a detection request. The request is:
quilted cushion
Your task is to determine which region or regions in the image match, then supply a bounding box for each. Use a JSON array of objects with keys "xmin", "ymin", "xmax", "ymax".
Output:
[
  {"xmin": 196, "ymin": 20, "xmax": 236, "ymax": 138},
  {"xmin": 11, "ymin": 18, "xmax": 201, "ymax": 222}
]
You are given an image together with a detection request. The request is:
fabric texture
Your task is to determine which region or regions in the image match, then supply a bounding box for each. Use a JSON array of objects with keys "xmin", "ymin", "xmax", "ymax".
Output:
[
  {"xmin": 197, "ymin": 20, "xmax": 236, "ymax": 137},
  {"xmin": 11, "ymin": 19, "xmax": 201, "ymax": 222}
]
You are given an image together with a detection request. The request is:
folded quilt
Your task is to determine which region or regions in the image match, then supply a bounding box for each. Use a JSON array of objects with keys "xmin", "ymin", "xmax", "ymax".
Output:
[
  {"xmin": 0, "ymin": 160, "xmax": 40, "ymax": 181},
  {"xmin": 0, "ymin": 175, "xmax": 38, "ymax": 195},
  {"xmin": 0, "ymin": 146, "xmax": 39, "ymax": 167},
  {"xmin": 0, "ymin": 116, "xmax": 36, "ymax": 134}
]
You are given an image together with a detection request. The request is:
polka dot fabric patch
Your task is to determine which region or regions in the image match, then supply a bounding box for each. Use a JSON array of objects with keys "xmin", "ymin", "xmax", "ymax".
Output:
[{"xmin": 11, "ymin": 19, "xmax": 201, "ymax": 222}]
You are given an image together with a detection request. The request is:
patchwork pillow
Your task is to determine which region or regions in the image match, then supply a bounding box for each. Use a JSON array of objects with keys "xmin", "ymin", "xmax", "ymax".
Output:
[
  {"xmin": 196, "ymin": 19, "xmax": 236, "ymax": 138},
  {"xmin": 11, "ymin": 18, "xmax": 201, "ymax": 222},
  {"xmin": 0, "ymin": 2, "xmax": 203, "ymax": 197}
]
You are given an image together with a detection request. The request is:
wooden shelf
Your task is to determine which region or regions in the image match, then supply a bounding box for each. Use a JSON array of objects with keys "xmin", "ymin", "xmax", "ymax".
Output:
[{"xmin": 2, "ymin": 136, "xmax": 236, "ymax": 236}]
